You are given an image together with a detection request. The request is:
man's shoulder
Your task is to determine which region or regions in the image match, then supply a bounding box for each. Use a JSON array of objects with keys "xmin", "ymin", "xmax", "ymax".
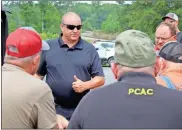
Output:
[
  {"xmin": 83, "ymin": 80, "xmax": 182, "ymax": 103},
  {"xmin": 2, "ymin": 68, "xmax": 52, "ymax": 103},
  {"xmin": 13, "ymin": 70, "xmax": 51, "ymax": 93},
  {"xmin": 42, "ymin": 38, "xmax": 60, "ymax": 54},
  {"xmin": 46, "ymin": 38, "xmax": 59, "ymax": 48},
  {"xmin": 177, "ymin": 31, "xmax": 182, "ymax": 35},
  {"xmin": 26, "ymin": 74, "xmax": 51, "ymax": 91},
  {"xmin": 80, "ymin": 38, "xmax": 90, "ymax": 44},
  {"xmin": 177, "ymin": 31, "xmax": 182, "ymax": 43},
  {"xmin": 82, "ymin": 82, "xmax": 124, "ymax": 101},
  {"xmin": 80, "ymin": 38, "xmax": 95, "ymax": 50},
  {"xmin": 46, "ymin": 38, "xmax": 58, "ymax": 44},
  {"xmin": 177, "ymin": 31, "xmax": 182, "ymax": 38},
  {"xmin": 20, "ymin": 74, "xmax": 52, "ymax": 102}
]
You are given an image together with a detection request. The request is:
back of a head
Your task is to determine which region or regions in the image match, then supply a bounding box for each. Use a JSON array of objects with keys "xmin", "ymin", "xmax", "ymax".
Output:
[
  {"xmin": 159, "ymin": 41, "xmax": 182, "ymax": 64},
  {"xmin": 114, "ymin": 30, "xmax": 156, "ymax": 69},
  {"xmin": 6, "ymin": 27, "xmax": 49, "ymax": 60},
  {"xmin": 5, "ymin": 27, "xmax": 50, "ymax": 75}
]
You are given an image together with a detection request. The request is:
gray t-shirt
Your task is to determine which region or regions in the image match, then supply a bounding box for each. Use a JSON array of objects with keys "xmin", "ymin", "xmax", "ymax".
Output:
[{"xmin": 2, "ymin": 63, "xmax": 57, "ymax": 129}]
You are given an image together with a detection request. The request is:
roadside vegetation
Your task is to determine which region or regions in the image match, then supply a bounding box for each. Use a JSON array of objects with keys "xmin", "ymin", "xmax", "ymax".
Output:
[{"xmin": 3, "ymin": 0, "xmax": 182, "ymax": 41}]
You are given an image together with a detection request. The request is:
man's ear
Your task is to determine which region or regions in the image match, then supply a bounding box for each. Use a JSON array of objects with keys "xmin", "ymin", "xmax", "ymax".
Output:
[
  {"xmin": 172, "ymin": 34, "xmax": 177, "ymax": 40},
  {"xmin": 160, "ymin": 58, "xmax": 167, "ymax": 72},
  {"xmin": 111, "ymin": 62, "xmax": 118, "ymax": 79},
  {"xmin": 60, "ymin": 24, "xmax": 64, "ymax": 32},
  {"xmin": 32, "ymin": 54, "xmax": 40, "ymax": 66}
]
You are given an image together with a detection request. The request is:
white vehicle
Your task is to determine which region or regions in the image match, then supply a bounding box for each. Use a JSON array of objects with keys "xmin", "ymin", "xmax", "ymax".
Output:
[{"xmin": 93, "ymin": 41, "xmax": 115, "ymax": 66}]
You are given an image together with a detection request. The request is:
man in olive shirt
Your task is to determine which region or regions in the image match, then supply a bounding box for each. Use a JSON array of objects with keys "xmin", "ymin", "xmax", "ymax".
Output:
[{"xmin": 2, "ymin": 27, "xmax": 68, "ymax": 129}]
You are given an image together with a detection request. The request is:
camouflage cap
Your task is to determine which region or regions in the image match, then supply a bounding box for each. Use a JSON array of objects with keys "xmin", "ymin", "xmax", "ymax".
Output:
[
  {"xmin": 162, "ymin": 13, "xmax": 178, "ymax": 21},
  {"xmin": 114, "ymin": 30, "xmax": 156, "ymax": 68}
]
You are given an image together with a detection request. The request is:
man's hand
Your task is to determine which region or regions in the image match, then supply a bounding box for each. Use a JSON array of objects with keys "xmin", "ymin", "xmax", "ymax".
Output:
[
  {"xmin": 72, "ymin": 75, "xmax": 87, "ymax": 93},
  {"xmin": 56, "ymin": 114, "xmax": 69, "ymax": 129}
]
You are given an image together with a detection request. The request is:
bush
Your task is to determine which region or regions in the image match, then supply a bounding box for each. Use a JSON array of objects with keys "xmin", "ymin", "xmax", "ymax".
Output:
[{"xmin": 40, "ymin": 32, "xmax": 59, "ymax": 40}]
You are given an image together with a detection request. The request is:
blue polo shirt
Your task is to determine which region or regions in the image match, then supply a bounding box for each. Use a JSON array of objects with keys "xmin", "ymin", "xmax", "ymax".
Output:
[{"xmin": 37, "ymin": 36, "xmax": 104, "ymax": 108}]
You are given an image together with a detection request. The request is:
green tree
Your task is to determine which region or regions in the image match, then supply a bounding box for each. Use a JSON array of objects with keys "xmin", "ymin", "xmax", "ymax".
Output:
[{"xmin": 4, "ymin": 0, "xmax": 182, "ymax": 40}]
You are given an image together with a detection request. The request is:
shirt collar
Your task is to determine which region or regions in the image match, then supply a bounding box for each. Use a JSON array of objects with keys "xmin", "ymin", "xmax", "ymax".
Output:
[
  {"xmin": 118, "ymin": 72, "xmax": 156, "ymax": 84},
  {"xmin": 58, "ymin": 33, "xmax": 83, "ymax": 50},
  {"xmin": 3, "ymin": 63, "xmax": 25, "ymax": 72}
]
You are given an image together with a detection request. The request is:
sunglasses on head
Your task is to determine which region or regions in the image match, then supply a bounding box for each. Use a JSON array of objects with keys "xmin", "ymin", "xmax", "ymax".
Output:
[{"xmin": 62, "ymin": 23, "xmax": 82, "ymax": 30}]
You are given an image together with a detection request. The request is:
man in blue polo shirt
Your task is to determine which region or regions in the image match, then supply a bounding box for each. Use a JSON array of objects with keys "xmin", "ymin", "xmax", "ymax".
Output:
[{"xmin": 35, "ymin": 12, "xmax": 105, "ymax": 120}]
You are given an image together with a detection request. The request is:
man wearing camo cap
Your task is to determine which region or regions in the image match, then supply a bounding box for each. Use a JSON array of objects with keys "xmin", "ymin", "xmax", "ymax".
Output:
[
  {"xmin": 162, "ymin": 12, "xmax": 182, "ymax": 43},
  {"xmin": 68, "ymin": 30, "xmax": 182, "ymax": 129}
]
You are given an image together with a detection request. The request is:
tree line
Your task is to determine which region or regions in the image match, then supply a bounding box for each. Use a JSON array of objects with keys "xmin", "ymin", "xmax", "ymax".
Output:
[{"xmin": 3, "ymin": 0, "xmax": 182, "ymax": 40}]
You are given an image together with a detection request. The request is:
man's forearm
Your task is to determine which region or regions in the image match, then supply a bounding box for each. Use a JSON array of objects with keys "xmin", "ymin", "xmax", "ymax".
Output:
[{"xmin": 84, "ymin": 76, "xmax": 105, "ymax": 90}]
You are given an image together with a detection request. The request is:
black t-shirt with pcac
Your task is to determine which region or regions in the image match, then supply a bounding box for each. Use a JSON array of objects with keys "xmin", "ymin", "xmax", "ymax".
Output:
[
  {"xmin": 68, "ymin": 72, "xmax": 182, "ymax": 129},
  {"xmin": 177, "ymin": 31, "xmax": 182, "ymax": 44}
]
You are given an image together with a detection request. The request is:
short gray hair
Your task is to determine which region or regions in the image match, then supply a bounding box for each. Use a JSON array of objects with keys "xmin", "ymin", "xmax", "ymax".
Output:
[
  {"xmin": 5, "ymin": 51, "xmax": 41, "ymax": 63},
  {"xmin": 117, "ymin": 64, "xmax": 155, "ymax": 73}
]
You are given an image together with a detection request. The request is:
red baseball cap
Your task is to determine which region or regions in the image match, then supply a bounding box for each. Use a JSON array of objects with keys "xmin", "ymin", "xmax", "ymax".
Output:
[{"xmin": 6, "ymin": 27, "xmax": 49, "ymax": 58}]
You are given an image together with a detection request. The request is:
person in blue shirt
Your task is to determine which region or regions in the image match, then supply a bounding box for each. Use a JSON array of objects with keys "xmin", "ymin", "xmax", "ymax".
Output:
[{"xmin": 35, "ymin": 12, "xmax": 105, "ymax": 120}]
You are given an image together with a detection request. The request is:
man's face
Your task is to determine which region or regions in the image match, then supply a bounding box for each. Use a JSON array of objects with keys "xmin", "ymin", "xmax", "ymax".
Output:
[
  {"xmin": 164, "ymin": 18, "xmax": 178, "ymax": 27},
  {"xmin": 155, "ymin": 26, "xmax": 175, "ymax": 50},
  {"xmin": 61, "ymin": 15, "xmax": 82, "ymax": 42}
]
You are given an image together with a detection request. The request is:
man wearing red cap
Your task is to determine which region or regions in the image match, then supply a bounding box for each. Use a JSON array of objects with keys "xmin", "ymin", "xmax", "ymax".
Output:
[{"xmin": 2, "ymin": 27, "xmax": 68, "ymax": 129}]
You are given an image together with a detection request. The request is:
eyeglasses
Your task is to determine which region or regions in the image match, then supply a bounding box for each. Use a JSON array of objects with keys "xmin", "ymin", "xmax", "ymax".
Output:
[
  {"xmin": 62, "ymin": 23, "xmax": 82, "ymax": 30},
  {"xmin": 169, "ymin": 20, "xmax": 175, "ymax": 23},
  {"xmin": 155, "ymin": 35, "xmax": 175, "ymax": 42}
]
